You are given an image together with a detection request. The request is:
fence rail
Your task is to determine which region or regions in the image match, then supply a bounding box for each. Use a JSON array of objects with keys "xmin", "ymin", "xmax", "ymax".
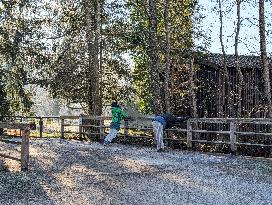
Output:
[
  {"xmin": 1, "ymin": 116, "xmax": 272, "ymax": 156},
  {"xmin": 60, "ymin": 116, "xmax": 272, "ymax": 153}
]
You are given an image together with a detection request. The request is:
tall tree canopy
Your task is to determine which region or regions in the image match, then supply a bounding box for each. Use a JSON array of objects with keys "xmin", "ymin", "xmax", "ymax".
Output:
[
  {"xmin": 128, "ymin": 0, "xmax": 197, "ymax": 114},
  {"xmin": 0, "ymin": 0, "xmax": 48, "ymax": 115}
]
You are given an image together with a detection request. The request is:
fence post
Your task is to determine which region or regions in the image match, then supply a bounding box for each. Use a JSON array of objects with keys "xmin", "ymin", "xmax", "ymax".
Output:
[
  {"xmin": 20, "ymin": 117, "xmax": 23, "ymax": 137},
  {"xmin": 21, "ymin": 127, "xmax": 30, "ymax": 171},
  {"xmin": 187, "ymin": 121, "xmax": 193, "ymax": 149},
  {"xmin": 230, "ymin": 121, "xmax": 237, "ymax": 153},
  {"xmin": 124, "ymin": 119, "xmax": 128, "ymax": 137},
  {"xmin": 61, "ymin": 118, "xmax": 65, "ymax": 139},
  {"xmin": 124, "ymin": 119, "xmax": 129, "ymax": 143},
  {"xmin": 99, "ymin": 118, "xmax": 104, "ymax": 142},
  {"xmin": 79, "ymin": 116, "xmax": 83, "ymax": 140},
  {"xmin": 39, "ymin": 117, "xmax": 43, "ymax": 138}
]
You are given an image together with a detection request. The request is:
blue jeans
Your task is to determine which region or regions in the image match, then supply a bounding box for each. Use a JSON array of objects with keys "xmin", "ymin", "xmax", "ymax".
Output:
[
  {"xmin": 104, "ymin": 129, "xmax": 118, "ymax": 143},
  {"xmin": 152, "ymin": 121, "xmax": 164, "ymax": 150}
]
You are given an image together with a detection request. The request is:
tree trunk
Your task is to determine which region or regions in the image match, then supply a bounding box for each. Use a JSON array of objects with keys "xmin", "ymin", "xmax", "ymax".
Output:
[
  {"xmin": 235, "ymin": 0, "xmax": 244, "ymax": 118},
  {"xmin": 259, "ymin": 0, "xmax": 272, "ymax": 118},
  {"xmin": 163, "ymin": 0, "xmax": 171, "ymax": 113},
  {"xmin": 189, "ymin": 58, "xmax": 198, "ymax": 118},
  {"xmin": 188, "ymin": 57, "xmax": 199, "ymax": 139},
  {"xmin": 94, "ymin": 0, "xmax": 102, "ymax": 116},
  {"xmin": 218, "ymin": 0, "xmax": 231, "ymax": 117},
  {"xmin": 147, "ymin": 0, "xmax": 163, "ymax": 114},
  {"xmin": 85, "ymin": 0, "xmax": 103, "ymax": 116}
]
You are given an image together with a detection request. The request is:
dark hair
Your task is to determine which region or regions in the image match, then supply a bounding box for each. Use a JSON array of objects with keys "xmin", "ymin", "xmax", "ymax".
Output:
[{"xmin": 111, "ymin": 102, "xmax": 119, "ymax": 108}]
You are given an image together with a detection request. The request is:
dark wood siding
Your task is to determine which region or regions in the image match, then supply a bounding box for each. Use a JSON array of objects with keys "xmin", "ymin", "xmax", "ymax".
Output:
[{"xmin": 196, "ymin": 64, "xmax": 265, "ymax": 118}]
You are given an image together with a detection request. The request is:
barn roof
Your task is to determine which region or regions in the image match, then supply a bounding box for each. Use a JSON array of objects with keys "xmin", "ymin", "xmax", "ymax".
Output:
[{"xmin": 196, "ymin": 53, "xmax": 272, "ymax": 69}]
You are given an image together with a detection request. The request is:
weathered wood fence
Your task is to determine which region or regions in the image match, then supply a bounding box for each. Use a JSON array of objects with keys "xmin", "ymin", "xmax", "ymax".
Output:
[
  {"xmin": 1, "ymin": 116, "xmax": 272, "ymax": 156},
  {"xmin": 60, "ymin": 116, "xmax": 272, "ymax": 154},
  {"xmin": 186, "ymin": 118, "xmax": 272, "ymax": 152},
  {"xmin": 0, "ymin": 122, "xmax": 33, "ymax": 171},
  {"xmin": 0, "ymin": 116, "xmax": 60, "ymax": 138}
]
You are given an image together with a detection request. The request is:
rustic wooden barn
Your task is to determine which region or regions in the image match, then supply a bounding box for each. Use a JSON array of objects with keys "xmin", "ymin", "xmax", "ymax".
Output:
[{"xmin": 195, "ymin": 53, "xmax": 272, "ymax": 118}]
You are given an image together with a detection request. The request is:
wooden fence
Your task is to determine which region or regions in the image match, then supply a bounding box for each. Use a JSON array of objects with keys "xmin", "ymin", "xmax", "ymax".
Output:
[
  {"xmin": 1, "ymin": 116, "xmax": 272, "ymax": 156},
  {"xmin": 187, "ymin": 118, "xmax": 272, "ymax": 152},
  {"xmin": 0, "ymin": 122, "xmax": 33, "ymax": 171},
  {"xmin": 60, "ymin": 116, "xmax": 272, "ymax": 154},
  {"xmin": 0, "ymin": 116, "xmax": 60, "ymax": 138}
]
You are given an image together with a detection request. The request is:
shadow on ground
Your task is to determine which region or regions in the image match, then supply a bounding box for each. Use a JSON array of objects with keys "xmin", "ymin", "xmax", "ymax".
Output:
[{"xmin": 1, "ymin": 139, "xmax": 272, "ymax": 205}]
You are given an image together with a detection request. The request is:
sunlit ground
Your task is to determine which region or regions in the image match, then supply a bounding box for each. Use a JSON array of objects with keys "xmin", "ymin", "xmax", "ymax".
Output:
[{"xmin": 0, "ymin": 139, "xmax": 271, "ymax": 205}]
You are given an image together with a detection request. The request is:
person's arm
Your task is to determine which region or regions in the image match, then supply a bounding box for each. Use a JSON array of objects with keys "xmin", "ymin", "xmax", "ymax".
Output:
[
  {"xmin": 176, "ymin": 116, "xmax": 190, "ymax": 122},
  {"xmin": 122, "ymin": 109, "xmax": 129, "ymax": 119},
  {"xmin": 166, "ymin": 116, "xmax": 190, "ymax": 129}
]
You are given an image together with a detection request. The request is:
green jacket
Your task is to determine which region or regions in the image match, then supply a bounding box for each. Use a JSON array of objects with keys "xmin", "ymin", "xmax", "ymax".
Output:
[
  {"xmin": 110, "ymin": 107, "xmax": 128, "ymax": 130},
  {"xmin": 111, "ymin": 107, "xmax": 128, "ymax": 123}
]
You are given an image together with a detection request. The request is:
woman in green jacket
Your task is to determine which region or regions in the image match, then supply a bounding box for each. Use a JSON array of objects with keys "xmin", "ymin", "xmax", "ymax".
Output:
[{"xmin": 104, "ymin": 102, "xmax": 128, "ymax": 146}]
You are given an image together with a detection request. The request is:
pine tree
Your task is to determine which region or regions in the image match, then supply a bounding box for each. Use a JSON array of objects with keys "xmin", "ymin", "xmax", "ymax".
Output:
[{"xmin": 0, "ymin": 76, "xmax": 10, "ymax": 116}]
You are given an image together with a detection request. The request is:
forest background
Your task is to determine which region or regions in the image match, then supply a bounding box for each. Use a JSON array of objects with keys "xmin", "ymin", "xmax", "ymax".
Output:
[{"xmin": 1, "ymin": 0, "xmax": 272, "ymax": 117}]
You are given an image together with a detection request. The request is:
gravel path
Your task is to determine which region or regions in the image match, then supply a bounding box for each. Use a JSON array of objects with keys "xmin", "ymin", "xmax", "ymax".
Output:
[{"xmin": 0, "ymin": 139, "xmax": 272, "ymax": 205}]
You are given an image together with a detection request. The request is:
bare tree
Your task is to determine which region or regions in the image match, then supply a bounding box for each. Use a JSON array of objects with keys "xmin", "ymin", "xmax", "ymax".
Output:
[
  {"xmin": 234, "ymin": 0, "xmax": 244, "ymax": 117},
  {"xmin": 259, "ymin": 0, "xmax": 272, "ymax": 118},
  {"xmin": 218, "ymin": 0, "xmax": 232, "ymax": 117}
]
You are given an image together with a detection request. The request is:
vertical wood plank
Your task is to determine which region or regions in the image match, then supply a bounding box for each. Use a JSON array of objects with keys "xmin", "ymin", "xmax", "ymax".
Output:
[
  {"xmin": 39, "ymin": 117, "xmax": 43, "ymax": 138},
  {"xmin": 79, "ymin": 116, "xmax": 83, "ymax": 140},
  {"xmin": 124, "ymin": 119, "xmax": 128, "ymax": 143},
  {"xmin": 20, "ymin": 117, "xmax": 23, "ymax": 137},
  {"xmin": 230, "ymin": 121, "xmax": 237, "ymax": 153},
  {"xmin": 99, "ymin": 118, "xmax": 104, "ymax": 141},
  {"xmin": 187, "ymin": 121, "xmax": 193, "ymax": 149},
  {"xmin": 21, "ymin": 127, "xmax": 30, "ymax": 172},
  {"xmin": 124, "ymin": 119, "xmax": 128, "ymax": 137},
  {"xmin": 61, "ymin": 118, "xmax": 65, "ymax": 139}
]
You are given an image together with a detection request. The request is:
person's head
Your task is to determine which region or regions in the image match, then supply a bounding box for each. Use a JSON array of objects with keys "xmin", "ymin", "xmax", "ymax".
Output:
[
  {"xmin": 111, "ymin": 101, "xmax": 120, "ymax": 108},
  {"xmin": 163, "ymin": 112, "xmax": 174, "ymax": 118}
]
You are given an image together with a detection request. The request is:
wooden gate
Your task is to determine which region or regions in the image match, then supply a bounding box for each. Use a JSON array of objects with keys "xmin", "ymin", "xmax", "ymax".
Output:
[{"xmin": 0, "ymin": 122, "xmax": 35, "ymax": 171}]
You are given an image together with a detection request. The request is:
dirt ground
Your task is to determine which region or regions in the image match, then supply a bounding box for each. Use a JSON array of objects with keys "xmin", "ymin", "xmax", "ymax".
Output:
[{"xmin": 0, "ymin": 139, "xmax": 272, "ymax": 205}]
